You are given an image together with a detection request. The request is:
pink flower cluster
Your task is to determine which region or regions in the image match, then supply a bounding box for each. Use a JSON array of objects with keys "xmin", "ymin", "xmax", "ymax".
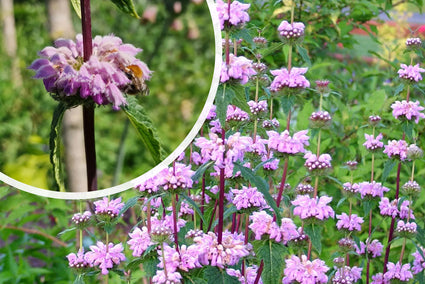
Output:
[
  {"xmin": 303, "ymin": 152, "xmax": 332, "ymax": 173},
  {"xmin": 84, "ymin": 242, "xmax": 126, "ymax": 275},
  {"xmin": 292, "ymin": 195, "xmax": 335, "ymax": 221},
  {"xmin": 231, "ymin": 186, "xmax": 267, "ymax": 210},
  {"xmin": 216, "ymin": 0, "xmax": 250, "ymax": 30},
  {"xmin": 412, "ymin": 247, "xmax": 425, "ymax": 274},
  {"xmin": 270, "ymin": 67, "xmax": 310, "ymax": 92},
  {"xmin": 383, "ymin": 140, "xmax": 408, "ymax": 160},
  {"xmin": 391, "ymin": 100, "xmax": 425, "ymax": 123},
  {"xmin": 333, "ymin": 266, "xmax": 362, "ymax": 283},
  {"xmin": 93, "ymin": 197, "xmax": 124, "ymax": 218},
  {"xmin": 127, "ymin": 226, "xmax": 153, "ymax": 257},
  {"xmin": 282, "ymin": 255, "xmax": 329, "ymax": 284},
  {"xmin": 249, "ymin": 211, "xmax": 299, "ymax": 244},
  {"xmin": 248, "ymin": 100, "xmax": 268, "ymax": 115},
  {"xmin": 267, "ymin": 130, "xmax": 309, "ymax": 156},
  {"xmin": 355, "ymin": 239, "xmax": 383, "ymax": 258},
  {"xmin": 358, "ymin": 181, "xmax": 389, "ymax": 199},
  {"xmin": 29, "ymin": 34, "xmax": 151, "ymax": 109},
  {"xmin": 226, "ymin": 105, "xmax": 250, "ymax": 122},
  {"xmin": 397, "ymin": 63, "xmax": 425, "ymax": 82},
  {"xmin": 227, "ymin": 265, "xmax": 262, "ymax": 284},
  {"xmin": 221, "ymin": 54, "xmax": 256, "ymax": 85},
  {"xmin": 379, "ymin": 197, "xmax": 415, "ymax": 219},
  {"xmin": 336, "ymin": 213, "xmax": 364, "ymax": 231},
  {"xmin": 383, "ymin": 262, "xmax": 413, "ymax": 282},
  {"xmin": 278, "ymin": 20, "xmax": 305, "ymax": 40},
  {"xmin": 363, "ymin": 133, "xmax": 384, "ymax": 151}
]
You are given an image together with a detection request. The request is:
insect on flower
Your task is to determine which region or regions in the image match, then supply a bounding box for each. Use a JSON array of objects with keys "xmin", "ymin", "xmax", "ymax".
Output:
[{"xmin": 123, "ymin": 64, "xmax": 150, "ymax": 96}]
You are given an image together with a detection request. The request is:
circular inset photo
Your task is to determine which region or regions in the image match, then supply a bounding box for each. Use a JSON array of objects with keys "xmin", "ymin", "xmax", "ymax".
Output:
[{"xmin": 0, "ymin": 0, "xmax": 221, "ymax": 198}]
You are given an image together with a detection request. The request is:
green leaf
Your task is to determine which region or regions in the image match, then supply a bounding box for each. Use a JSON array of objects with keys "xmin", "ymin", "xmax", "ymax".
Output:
[
  {"xmin": 304, "ymin": 223, "xmax": 323, "ymax": 254},
  {"xmin": 261, "ymin": 42, "xmax": 284, "ymax": 58},
  {"xmin": 49, "ymin": 102, "xmax": 67, "ymax": 192},
  {"xmin": 119, "ymin": 196, "xmax": 139, "ymax": 216},
  {"xmin": 280, "ymin": 95, "xmax": 295, "ymax": 114},
  {"xmin": 73, "ymin": 274, "xmax": 85, "ymax": 284},
  {"xmin": 70, "ymin": 0, "xmax": 82, "ymax": 18},
  {"xmin": 416, "ymin": 225, "xmax": 425, "ymax": 248},
  {"xmin": 402, "ymin": 121, "xmax": 414, "ymax": 141},
  {"xmin": 215, "ymin": 84, "xmax": 235, "ymax": 126},
  {"xmin": 296, "ymin": 45, "xmax": 311, "ymax": 66},
  {"xmin": 381, "ymin": 159, "xmax": 397, "ymax": 184},
  {"xmin": 109, "ymin": 0, "xmax": 139, "ymax": 18},
  {"xmin": 180, "ymin": 193, "xmax": 206, "ymax": 225},
  {"xmin": 233, "ymin": 163, "xmax": 282, "ymax": 225},
  {"xmin": 192, "ymin": 161, "xmax": 214, "ymax": 181},
  {"xmin": 57, "ymin": 227, "xmax": 77, "ymax": 236},
  {"xmin": 394, "ymin": 83, "xmax": 405, "ymax": 96},
  {"xmin": 230, "ymin": 84, "xmax": 250, "ymax": 113},
  {"xmin": 253, "ymin": 239, "xmax": 286, "ymax": 284},
  {"xmin": 363, "ymin": 200, "xmax": 377, "ymax": 217},
  {"xmin": 203, "ymin": 266, "xmax": 239, "ymax": 284},
  {"xmin": 211, "ymin": 205, "xmax": 238, "ymax": 229},
  {"xmin": 123, "ymin": 96, "xmax": 164, "ymax": 164}
]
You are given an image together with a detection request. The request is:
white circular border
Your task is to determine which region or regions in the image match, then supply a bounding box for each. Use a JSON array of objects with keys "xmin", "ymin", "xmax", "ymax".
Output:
[{"xmin": 0, "ymin": 0, "xmax": 222, "ymax": 200}]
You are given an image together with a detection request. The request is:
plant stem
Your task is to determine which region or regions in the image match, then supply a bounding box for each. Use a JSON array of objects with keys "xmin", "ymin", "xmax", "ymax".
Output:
[
  {"xmin": 253, "ymin": 260, "xmax": 264, "ymax": 284},
  {"xmin": 172, "ymin": 194, "xmax": 179, "ymax": 252},
  {"xmin": 81, "ymin": 0, "xmax": 97, "ymax": 191},
  {"xmin": 275, "ymin": 158, "xmax": 289, "ymax": 208}
]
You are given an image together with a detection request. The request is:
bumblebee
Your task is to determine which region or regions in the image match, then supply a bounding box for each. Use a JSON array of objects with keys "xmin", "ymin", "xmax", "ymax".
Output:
[{"xmin": 123, "ymin": 64, "xmax": 149, "ymax": 96}]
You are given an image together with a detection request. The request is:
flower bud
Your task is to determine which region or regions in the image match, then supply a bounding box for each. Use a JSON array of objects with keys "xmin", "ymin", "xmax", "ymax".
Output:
[
  {"xmin": 368, "ymin": 115, "xmax": 381, "ymax": 126},
  {"xmin": 309, "ymin": 111, "xmax": 332, "ymax": 129},
  {"xmin": 407, "ymin": 144, "xmax": 423, "ymax": 160},
  {"xmin": 345, "ymin": 160, "xmax": 358, "ymax": 171}
]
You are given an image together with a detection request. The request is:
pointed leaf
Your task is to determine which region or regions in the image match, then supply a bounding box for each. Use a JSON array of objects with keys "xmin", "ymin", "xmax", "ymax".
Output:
[
  {"xmin": 203, "ymin": 266, "xmax": 239, "ymax": 284},
  {"xmin": 296, "ymin": 45, "xmax": 311, "ymax": 66},
  {"xmin": 180, "ymin": 193, "xmax": 206, "ymax": 224},
  {"xmin": 70, "ymin": 0, "xmax": 82, "ymax": 18},
  {"xmin": 123, "ymin": 96, "xmax": 164, "ymax": 164},
  {"xmin": 234, "ymin": 163, "xmax": 282, "ymax": 225},
  {"xmin": 253, "ymin": 239, "xmax": 286, "ymax": 284},
  {"xmin": 119, "ymin": 196, "xmax": 139, "ymax": 216},
  {"xmin": 109, "ymin": 0, "xmax": 139, "ymax": 18},
  {"xmin": 216, "ymin": 84, "xmax": 235, "ymax": 126},
  {"xmin": 381, "ymin": 159, "xmax": 397, "ymax": 184},
  {"xmin": 73, "ymin": 274, "xmax": 85, "ymax": 284},
  {"xmin": 50, "ymin": 102, "xmax": 67, "ymax": 192},
  {"xmin": 280, "ymin": 95, "xmax": 295, "ymax": 114},
  {"xmin": 192, "ymin": 161, "xmax": 214, "ymax": 181},
  {"xmin": 304, "ymin": 223, "xmax": 323, "ymax": 254}
]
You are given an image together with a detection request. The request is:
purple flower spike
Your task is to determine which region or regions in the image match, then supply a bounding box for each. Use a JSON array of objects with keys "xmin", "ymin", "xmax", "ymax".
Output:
[
  {"xmin": 363, "ymin": 133, "xmax": 384, "ymax": 151},
  {"xmin": 384, "ymin": 262, "xmax": 413, "ymax": 282},
  {"xmin": 383, "ymin": 140, "xmax": 408, "ymax": 161},
  {"xmin": 336, "ymin": 213, "xmax": 364, "ymax": 231},
  {"xmin": 398, "ymin": 63, "xmax": 425, "ymax": 82},
  {"xmin": 216, "ymin": 0, "xmax": 250, "ymax": 30},
  {"xmin": 391, "ymin": 100, "xmax": 425, "ymax": 123},
  {"xmin": 94, "ymin": 197, "xmax": 124, "ymax": 218},
  {"xmin": 270, "ymin": 67, "xmax": 310, "ymax": 92},
  {"xmin": 282, "ymin": 255, "xmax": 329, "ymax": 284},
  {"xmin": 221, "ymin": 54, "xmax": 256, "ymax": 85},
  {"xmin": 85, "ymin": 242, "xmax": 126, "ymax": 275}
]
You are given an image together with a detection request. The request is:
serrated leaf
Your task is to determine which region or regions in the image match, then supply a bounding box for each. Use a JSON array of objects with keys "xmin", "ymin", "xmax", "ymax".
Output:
[
  {"xmin": 183, "ymin": 277, "xmax": 207, "ymax": 284},
  {"xmin": 402, "ymin": 121, "xmax": 414, "ymax": 141},
  {"xmin": 304, "ymin": 224, "xmax": 323, "ymax": 254},
  {"xmin": 394, "ymin": 83, "xmax": 405, "ymax": 96},
  {"xmin": 50, "ymin": 102, "xmax": 67, "ymax": 192},
  {"xmin": 110, "ymin": 0, "xmax": 139, "ymax": 18},
  {"xmin": 119, "ymin": 196, "xmax": 139, "ymax": 216},
  {"xmin": 215, "ymin": 84, "xmax": 235, "ymax": 126},
  {"xmin": 381, "ymin": 159, "xmax": 397, "ymax": 184},
  {"xmin": 70, "ymin": 0, "xmax": 82, "ymax": 18},
  {"xmin": 336, "ymin": 197, "xmax": 346, "ymax": 208},
  {"xmin": 234, "ymin": 163, "xmax": 282, "ymax": 226},
  {"xmin": 253, "ymin": 239, "xmax": 286, "ymax": 284},
  {"xmin": 123, "ymin": 96, "xmax": 164, "ymax": 164},
  {"xmin": 416, "ymin": 225, "xmax": 425, "ymax": 248},
  {"xmin": 192, "ymin": 161, "xmax": 214, "ymax": 181},
  {"xmin": 296, "ymin": 45, "xmax": 311, "ymax": 66},
  {"xmin": 363, "ymin": 200, "xmax": 377, "ymax": 217},
  {"xmin": 180, "ymin": 193, "xmax": 206, "ymax": 225},
  {"xmin": 203, "ymin": 266, "xmax": 239, "ymax": 284},
  {"xmin": 280, "ymin": 95, "xmax": 295, "ymax": 114},
  {"xmin": 229, "ymin": 84, "xmax": 250, "ymax": 113},
  {"xmin": 261, "ymin": 42, "xmax": 284, "ymax": 58}
]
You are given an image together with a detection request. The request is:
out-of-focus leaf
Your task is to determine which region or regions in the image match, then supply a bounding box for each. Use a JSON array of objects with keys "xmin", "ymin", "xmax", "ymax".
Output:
[{"xmin": 109, "ymin": 0, "xmax": 139, "ymax": 18}]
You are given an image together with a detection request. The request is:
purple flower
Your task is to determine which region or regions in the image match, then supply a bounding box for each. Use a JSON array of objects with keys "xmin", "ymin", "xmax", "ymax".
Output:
[
  {"xmin": 278, "ymin": 20, "xmax": 305, "ymax": 40},
  {"xmin": 406, "ymin": 37, "xmax": 421, "ymax": 47},
  {"xmin": 292, "ymin": 195, "xmax": 335, "ymax": 221},
  {"xmin": 71, "ymin": 211, "xmax": 92, "ymax": 226},
  {"xmin": 282, "ymin": 255, "xmax": 329, "ymax": 284},
  {"xmin": 158, "ymin": 162, "xmax": 194, "ymax": 192},
  {"xmin": 399, "ymin": 199, "xmax": 415, "ymax": 219},
  {"xmin": 193, "ymin": 231, "xmax": 250, "ymax": 268},
  {"xmin": 371, "ymin": 273, "xmax": 386, "ymax": 284},
  {"xmin": 384, "ymin": 262, "xmax": 413, "ymax": 282},
  {"xmin": 216, "ymin": 0, "xmax": 250, "ymax": 30},
  {"xmin": 270, "ymin": 67, "xmax": 310, "ymax": 92},
  {"xmin": 395, "ymin": 220, "xmax": 417, "ymax": 237},
  {"xmin": 247, "ymin": 135, "xmax": 268, "ymax": 156},
  {"xmin": 398, "ymin": 63, "xmax": 425, "ymax": 82},
  {"xmin": 227, "ymin": 265, "xmax": 263, "ymax": 284},
  {"xmin": 227, "ymin": 105, "xmax": 250, "ymax": 122},
  {"xmin": 412, "ymin": 247, "xmax": 425, "ymax": 274},
  {"xmin": 363, "ymin": 133, "xmax": 384, "ymax": 151},
  {"xmin": 85, "ymin": 241, "xmax": 125, "ymax": 275},
  {"xmin": 342, "ymin": 182, "xmax": 360, "ymax": 195},
  {"xmin": 93, "ymin": 197, "xmax": 124, "ymax": 218},
  {"xmin": 391, "ymin": 100, "xmax": 425, "ymax": 123},
  {"xmin": 152, "ymin": 270, "xmax": 182, "ymax": 284},
  {"xmin": 262, "ymin": 118, "xmax": 280, "ymax": 129},
  {"xmin": 207, "ymin": 104, "xmax": 217, "ymax": 120},
  {"xmin": 127, "ymin": 226, "xmax": 153, "ymax": 257},
  {"xmin": 29, "ymin": 34, "xmax": 151, "ymax": 109},
  {"xmin": 135, "ymin": 175, "xmax": 161, "ymax": 195},
  {"xmin": 157, "ymin": 243, "xmax": 201, "ymax": 273},
  {"xmin": 221, "ymin": 54, "xmax": 256, "ymax": 84},
  {"xmin": 248, "ymin": 100, "xmax": 268, "ymax": 115},
  {"xmin": 304, "ymin": 152, "xmax": 332, "ymax": 174},
  {"xmin": 379, "ymin": 197, "xmax": 399, "ymax": 218},
  {"xmin": 67, "ymin": 250, "xmax": 90, "ymax": 270},
  {"xmin": 358, "ymin": 181, "xmax": 390, "ymax": 199},
  {"xmin": 333, "ymin": 266, "xmax": 362, "ymax": 283},
  {"xmin": 384, "ymin": 140, "xmax": 408, "ymax": 160},
  {"xmin": 231, "ymin": 186, "xmax": 267, "ymax": 211},
  {"xmin": 336, "ymin": 213, "xmax": 364, "ymax": 231},
  {"xmin": 267, "ymin": 130, "xmax": 309, "ymax": 156}
]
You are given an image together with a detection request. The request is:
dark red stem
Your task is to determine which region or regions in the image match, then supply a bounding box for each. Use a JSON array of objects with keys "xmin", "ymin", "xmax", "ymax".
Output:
[
  {"xmin": 81, "ymin": 0, "xmax": 97, "ymax": 191},
  {"xmin": 253, "ymin": 260, "xmax": 264, "ymax": 284},
  {"xmin": 217, "ymin": 130, "xmax": 226, "ymax": 244},
  {"xmin": 172, "ymin": 194, "xmax": 179, "ymax": 253}
]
